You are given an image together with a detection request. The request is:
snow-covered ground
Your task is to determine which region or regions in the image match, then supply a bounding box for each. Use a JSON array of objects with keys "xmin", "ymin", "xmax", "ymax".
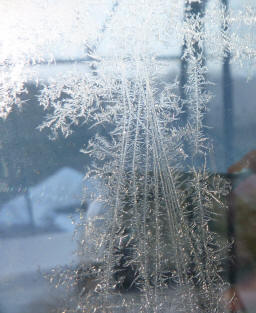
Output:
[
  {"xmin": 0, "ymin": 167, "xmax": 103, "ymax": 232},
  {"xmin": 0, "ymin": 232, "xmax": 76, "ymax": 280},
  {"xmin": 0, "ymin": 271, "xmax": 67, "ymax": 313},
  {"xmin": 0, "ymin": 230, "xmax": 75, "ymax": 313}
]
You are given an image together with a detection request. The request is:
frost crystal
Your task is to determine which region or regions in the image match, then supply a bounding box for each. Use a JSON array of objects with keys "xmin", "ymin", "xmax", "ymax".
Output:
[{"xmin": 1, "ymin": 0, "xmax": 256, "ymax": 312}]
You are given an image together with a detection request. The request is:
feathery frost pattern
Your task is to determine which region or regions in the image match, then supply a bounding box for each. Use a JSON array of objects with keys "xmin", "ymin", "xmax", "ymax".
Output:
[{"xmin": 1, "ymin": 0, "xmax": 256, "ymax": 312}]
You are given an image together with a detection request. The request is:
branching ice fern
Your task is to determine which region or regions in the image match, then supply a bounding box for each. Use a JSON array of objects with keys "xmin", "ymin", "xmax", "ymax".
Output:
[{"xmin": 55, "ymin": 57, "xmax": 228, "ymax": 312}]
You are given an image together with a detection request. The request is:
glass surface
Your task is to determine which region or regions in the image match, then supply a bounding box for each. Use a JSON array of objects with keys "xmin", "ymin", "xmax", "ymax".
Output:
[{"xmin": 0, "ymin": 1, "xmax": 256, "ymax": 312}]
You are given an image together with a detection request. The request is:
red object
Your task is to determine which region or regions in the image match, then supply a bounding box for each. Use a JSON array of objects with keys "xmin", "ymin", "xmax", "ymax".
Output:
[{"xmin": 228, "ymin": 150, "xmax": 256, "ymax": 174}]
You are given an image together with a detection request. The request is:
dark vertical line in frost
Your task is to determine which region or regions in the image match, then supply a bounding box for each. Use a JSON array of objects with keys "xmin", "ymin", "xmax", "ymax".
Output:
[
  {"xmin": 222, "ymin": 0, "xmax": 234, "ymax": 171},
  {"xmin": 221, "ymin": 2, "xmax": 240, "ymax": 313},
  {"xmin": 222, "ymin": 0, "xmax": 235, "ymax": 289},
  {"xmin": 24, "ymin": 190, "xmax": 35, "ymax": 228},
  {"xmin": 223, "ymin": 54, "xmax": 234, "ymax": 171}
]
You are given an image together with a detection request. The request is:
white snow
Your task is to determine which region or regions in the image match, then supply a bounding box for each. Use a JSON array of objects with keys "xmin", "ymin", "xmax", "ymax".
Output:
[
  {"xmin": 0, "ymin": 167, "xmax": 105, "ymax": 232},
  {"xmin": 0, "ymin": 232, "xmax": 76, "ymax": 280}
]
